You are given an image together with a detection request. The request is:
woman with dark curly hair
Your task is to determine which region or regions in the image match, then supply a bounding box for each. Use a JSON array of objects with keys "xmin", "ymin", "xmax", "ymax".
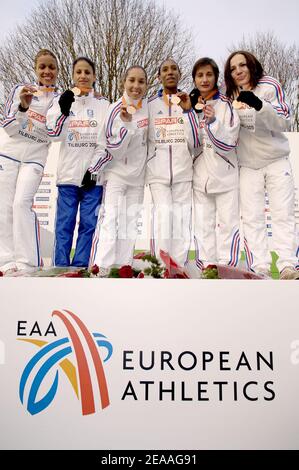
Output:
[{"xmin": 224, "ymin": 50, "xmax": 299, "ymax": 279}]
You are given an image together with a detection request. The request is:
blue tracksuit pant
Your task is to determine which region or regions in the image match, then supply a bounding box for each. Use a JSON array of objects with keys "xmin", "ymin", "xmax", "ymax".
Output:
[{"xmin": 54, "ymin": 184, "xmax": 103, "ymax": 267}]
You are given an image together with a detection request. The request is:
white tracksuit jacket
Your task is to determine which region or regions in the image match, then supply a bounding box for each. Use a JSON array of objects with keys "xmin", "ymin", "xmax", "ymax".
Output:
[
  {"xmin": 103, "ymin": 97, "xmax": 148, "ymax": 185},
  {"xmin": 1, "ymin": 84, "xmax": 57, "ymax": 165},
  {"xmin": 236, "ymin": 75, "xmax": 290, "ymax": 169},
  {"xmin": 193, "ymin": 92, "xmax": 240, "ymax": 269},
  {"xmin": 146, "ymin": 90, "xmax": 200, "ymax": 265},
  {"xmin": 234, "ymin": 75, "xmax": 298, "ymax": 272},
  {"xmin": 90, "ymin": 97, "xmax": 148, "ymax": 268},
  {"xmin": 46, "ymin": 91, "xmax": 110, "ymax": 185},
  {"xmin": 193, "ymin": 92, "xmax": 240, "ymax": 193},
  {"xmin": 146, "ymin": 91, "xmax": 200, "ymax": 185},
  {"xmin": 0, "ymin": 84, "xmax": 57, "ymax": 271}
]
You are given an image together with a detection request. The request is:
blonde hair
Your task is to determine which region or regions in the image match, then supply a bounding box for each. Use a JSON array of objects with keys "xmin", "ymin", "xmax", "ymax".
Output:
[{"xmin": 34, "ymin": 49, "xmax": 58, "ymax": 70}]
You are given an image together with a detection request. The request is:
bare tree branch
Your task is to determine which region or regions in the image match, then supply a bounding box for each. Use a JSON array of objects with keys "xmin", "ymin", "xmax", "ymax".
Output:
[{"xmin": 0, "ymin": 0, "xmax": 195, "ymax": 115}]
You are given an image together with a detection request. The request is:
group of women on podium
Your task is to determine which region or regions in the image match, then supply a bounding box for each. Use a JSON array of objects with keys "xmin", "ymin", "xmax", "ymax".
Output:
[{"xmin": 0, "ymin": 47, "xmax": 298, "ymax": 279}]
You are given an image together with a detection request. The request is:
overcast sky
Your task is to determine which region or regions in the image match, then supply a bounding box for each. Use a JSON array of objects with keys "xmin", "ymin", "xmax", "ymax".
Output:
[{"xmin": 0, "ymin": 0, "xmax": 298, "ymax": 66}]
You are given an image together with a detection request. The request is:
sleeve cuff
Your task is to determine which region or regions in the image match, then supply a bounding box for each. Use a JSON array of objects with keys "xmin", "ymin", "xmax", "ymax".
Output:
[{"xmin": 18, "ymin": 104, "xmax": 29, "ymax": 113}]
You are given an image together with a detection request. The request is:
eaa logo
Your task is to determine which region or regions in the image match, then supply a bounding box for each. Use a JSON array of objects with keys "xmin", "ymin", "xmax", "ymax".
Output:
[{"xmin": 18, "ymin": 310, "xmax": 112, "ymax": 416}]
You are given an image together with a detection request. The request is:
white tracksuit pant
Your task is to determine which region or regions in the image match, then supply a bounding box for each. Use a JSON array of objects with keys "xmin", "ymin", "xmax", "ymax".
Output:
[
  {"xmin": 0, "ymin": 157, "xmax": 43, "ymax": 271},
  {"xmin": 193, "ymin": 188, "xmax": 240, "ymax": 269},
  {"xmin": 90, "ymin": 180, "xmax": 144, "ymax": 268},
  {"xmin": 240, "ymin": 158, "xmax": 298, "ymax": 272},
  {"xmin": 149, "ymin": 181, "xmax": 192, "ymax": 266}
]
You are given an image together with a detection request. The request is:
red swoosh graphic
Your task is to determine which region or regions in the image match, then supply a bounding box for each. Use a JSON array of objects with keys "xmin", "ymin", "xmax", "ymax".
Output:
[
  {"xmin": 52, "ymin": 310, "xmax": 95, "ymax": 415},
  {"xmin": 64, "ymin": 310, "xmax": 110, "ymax": 409}
]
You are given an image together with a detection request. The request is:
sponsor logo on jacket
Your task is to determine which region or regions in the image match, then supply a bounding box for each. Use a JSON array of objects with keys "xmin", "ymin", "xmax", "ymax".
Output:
[
  {"xmin": 28, "ymin": 110, "xmax": 46, "ymax": 123},
  {"xmin": 154, "ymin": 117, "xmax": 183, "ymax": 126},
  {"xmin": 137, "ymin": 118, "xmax": 149, "ymax": 128},
  {"xmin": 69, "ymin": 120, "xmax": 97, "ymax": 128}
]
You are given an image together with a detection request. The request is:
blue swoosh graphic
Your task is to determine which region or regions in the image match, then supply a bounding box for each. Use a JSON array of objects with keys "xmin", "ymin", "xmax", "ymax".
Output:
[
  {"xmin": 28, "ymin": 346, "xmax": 72, "ymax": 415},
  {"xmin": 19, "ymin": 338, "xmax": 70, "ymax": 403},
  {"xmin": 93, "ymin": 333, "xmax": 113, "ymax": 362}
]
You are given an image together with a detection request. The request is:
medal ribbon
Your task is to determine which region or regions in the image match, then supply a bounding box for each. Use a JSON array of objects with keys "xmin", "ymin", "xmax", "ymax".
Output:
[
  {"xmin": 162, "ymin": 91, "xmax": 179, "ymax": 107},
  {"xmin": 200, "ymin": 88, "xmax": 218, "ymax": 104},
  {"xmin": 122, "ymin": 96, "xmax": 142, "ymax": 111},
  {"xmin": 38, "ymin": 86, "xmax": 56, "ymax": 93}
]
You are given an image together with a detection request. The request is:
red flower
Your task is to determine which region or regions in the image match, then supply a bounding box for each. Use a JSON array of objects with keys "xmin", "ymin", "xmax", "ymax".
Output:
[
  {"xmin": 0, "ymin": 271, "xmax": 3, "ymax": 277},
  {"xmin": 119, "ymin": 265, "xmax": 133, "ymax": 278},
  {"xmin": 137, "ymin": 272, "xmax": 145, "ymax": 278},
  {"xmin": 90, "ymin": 264, "xmax": 99, "ymax": 275}
]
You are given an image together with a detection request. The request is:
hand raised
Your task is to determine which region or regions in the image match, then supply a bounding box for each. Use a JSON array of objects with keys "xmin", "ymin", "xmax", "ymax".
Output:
[
  {"xmin": 177, "ymin": 92, "xmax": 192, "ymax": 112},
  {"xmin": 19, "ymin": 86, "xmax": 36, "ymax": 109},
  {"xmin": 120, "ymin": 105, "xmax": 132, "ymax": 122}
]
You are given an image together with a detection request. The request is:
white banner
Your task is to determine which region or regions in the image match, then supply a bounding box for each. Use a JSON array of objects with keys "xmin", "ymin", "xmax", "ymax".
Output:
[{"xmin": 0, "ymin": 279, "xmax": 299, "ymax": 450}]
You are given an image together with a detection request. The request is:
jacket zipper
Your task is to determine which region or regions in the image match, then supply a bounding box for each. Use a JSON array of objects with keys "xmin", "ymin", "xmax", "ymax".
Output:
[
  {"xmin": 169, "ymin": 95, "xmax": 173, "ymax": 186},
  {"xmin": 215, "ymin": 151, "xmax": 235, "ymax": 168}
]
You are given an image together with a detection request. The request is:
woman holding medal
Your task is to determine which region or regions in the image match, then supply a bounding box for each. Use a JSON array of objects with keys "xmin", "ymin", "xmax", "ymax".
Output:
[
  {"xmin": 224, "ymin": 50, "xmax": 299, "ymax": 279},
  {"xmin": 89, "ymin": 65, "xmax": 148, "ymax": 273},
  {"xmin": 46, "ymin": 57, "xmax": 110, "ymax": 267},
  {"xmin": 189, "ymin": 57, "xmax": 240, "ymax": 272},
  {"xmin": 0, "ymin": 49, "xmax": 58, "ymax": 276},
  {"xmin": 147, "ymin": 58, "xmax": 200, "ymax": 267}
]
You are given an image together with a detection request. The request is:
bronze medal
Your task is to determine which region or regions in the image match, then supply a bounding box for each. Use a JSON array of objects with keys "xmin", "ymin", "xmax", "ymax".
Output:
[
  {"xmin": 32, "ymin": 89, "xmax": 42, "ymax": 97},
  {"xmin": 233, "ymin": 100, "xmax": 242, "ymax": 110},
  {"xmin": 72, "ymin": 87, "xmax": 81, "ymax": 96},
  {"xmin": 171, "ymin": 95, "xmax": 181, "ymax": 105},
  {"xmin": 195, "ymin": 102, "xmax": 205, "ymax": 110},
  {"xmin": 126, "ymin": 105, "xmax": 136, "ymax": 115}
]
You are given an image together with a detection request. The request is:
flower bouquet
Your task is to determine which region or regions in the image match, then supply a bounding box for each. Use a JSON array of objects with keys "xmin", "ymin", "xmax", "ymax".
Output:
[
  {"xmin": 201, "ymin": 264, "xmax": 265, "ymax": 280},
  {"xmin": 89, "ymin": 252, "xmax": 166, "ymax": 279},
  {"xmin": 88, "ymin": 251, "xmax": 190, "ymax": 279}
]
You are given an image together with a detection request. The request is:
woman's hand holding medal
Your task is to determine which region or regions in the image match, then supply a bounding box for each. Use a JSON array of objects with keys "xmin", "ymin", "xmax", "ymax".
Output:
[
  {"xmin": 19, "ymin": 85, "xmax": 57, "ymax": 110},
  {"xmin": 176, "ymin": 92, "xmax": 192, "ymax": 111},
  {"xmin": 232, "ymin": 86, "xmax": 263, "ymax": 111},
  {"xmin": 58, "ymin": 89, "xmax": 75, "ymax": 116},
  {"xmin": 236, "ymin": 90, "xmax": 263, "ymax": 111},
  {"xmin": 203, "ymin": 104, "xmax": 215, "ymax": 123},
  {"xmin": 19, "ymin": 86, "xmax": 37, "ymax": 109},
  {"xmin": 120, "ymin": 104, "xmax": 133, "ymax": 122}
]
